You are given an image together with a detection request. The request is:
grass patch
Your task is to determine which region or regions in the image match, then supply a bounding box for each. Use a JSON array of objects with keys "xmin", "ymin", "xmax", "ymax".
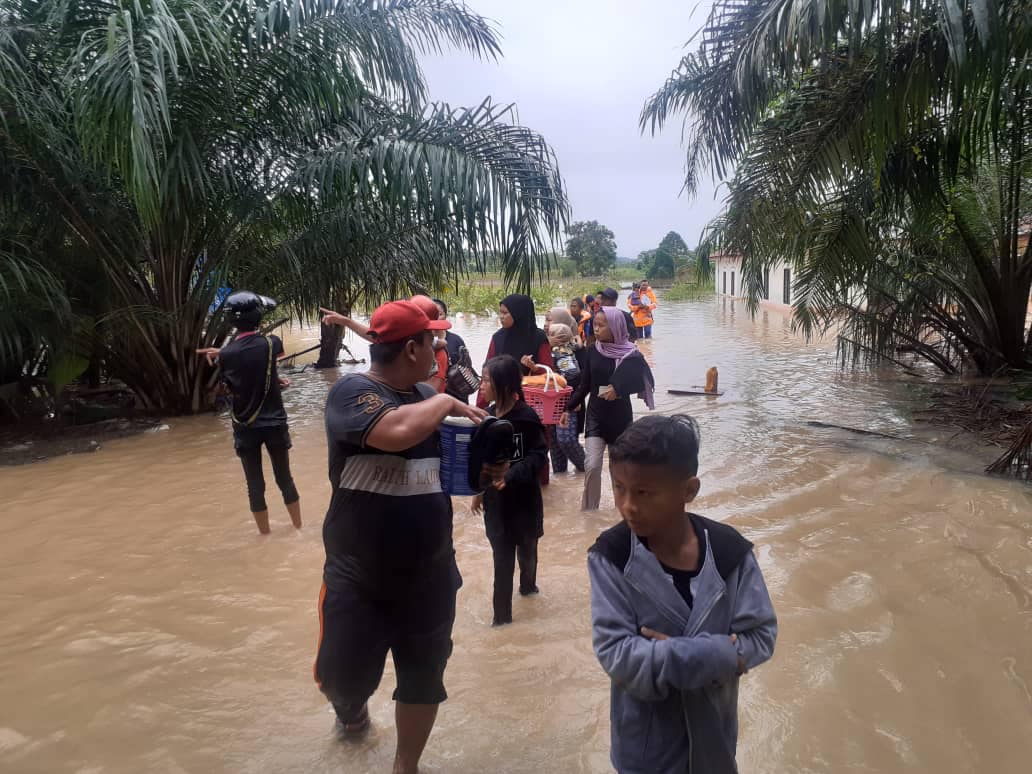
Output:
[
  {"xmin": 439, "ymin": 273, "xmax": 637, "ymax": 314},
  {"xmin": 662, "ymin": 278, "xmax": 714, "ymax": 302},
  {"xmin": 440, "ymin": 280, "xmax": 600, "ymax": 315},
  {"xmin": 345, "ymin": 272, "xmax": 638, "ymax": 317},
  {"xmin": 609, "ymin": 265, "xmax": 643, "ymax": 282}
]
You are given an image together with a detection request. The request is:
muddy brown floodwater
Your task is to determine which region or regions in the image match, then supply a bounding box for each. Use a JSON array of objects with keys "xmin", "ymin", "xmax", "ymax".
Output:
[{"xmin": 2, "ymin": 295, "xmax": 1031, "ymax": 773}]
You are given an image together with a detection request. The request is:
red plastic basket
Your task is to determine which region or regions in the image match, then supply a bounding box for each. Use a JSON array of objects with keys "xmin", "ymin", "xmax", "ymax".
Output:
[{"xmin": 523, "ymin": 367, "xmax": 572, "ymax": 425}]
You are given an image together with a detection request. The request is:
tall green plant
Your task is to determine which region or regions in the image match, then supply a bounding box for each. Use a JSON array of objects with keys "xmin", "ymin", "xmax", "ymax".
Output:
[
  {"xmin": 644, "ymin": 0, "xmax": 1032, "ymax": 374},
  {"xmin": 0, "ymin": 0, "xmax": 568, "ymax": 412}
]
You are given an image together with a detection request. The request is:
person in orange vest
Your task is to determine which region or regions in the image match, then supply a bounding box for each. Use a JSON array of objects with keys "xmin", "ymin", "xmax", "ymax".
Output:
[
  {"xmin": 640, "ymin": 279, "xmax": 658, "ymax": 308},
  {"xmin": 570, "ymin": 296, "xmax": 593, "ymax": 345},
  {"xmin": 628, "ymin": 280, "xmax": 658, "ymax": 339}
]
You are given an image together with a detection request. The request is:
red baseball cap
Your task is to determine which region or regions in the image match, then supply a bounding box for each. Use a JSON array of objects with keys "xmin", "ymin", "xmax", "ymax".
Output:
[
  {"xmin": 409, "ymin": 294, "xmax": 441, "ymax": 320},
  {"xmin": 367, "ymin": 300, "xmax": 450, "ymax": 344}
]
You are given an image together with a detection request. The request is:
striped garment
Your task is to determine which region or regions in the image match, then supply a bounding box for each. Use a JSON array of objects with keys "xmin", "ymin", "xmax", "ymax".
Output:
[{"xmin": 323, "ymin": 374, "xmax": 455, "ymax": 597}]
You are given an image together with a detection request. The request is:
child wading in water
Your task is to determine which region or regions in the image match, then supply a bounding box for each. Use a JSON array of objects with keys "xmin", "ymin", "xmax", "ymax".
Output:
[
  {"xmin": 588, "ymin": 415, "xmax": 777, "ymax": 774},
  {"xmin": 473, "ymin": 355, "xmax": 547, "ymax": 626}
]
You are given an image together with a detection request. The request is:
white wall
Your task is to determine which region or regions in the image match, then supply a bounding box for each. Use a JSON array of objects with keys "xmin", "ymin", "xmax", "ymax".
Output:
[
  {"xmin": 714, "ymin": 256, "xmax": 742, "ymax": 298},
  {"xmin": 714, "ymin": 256, "xmax": 794, "ymax": 310}
]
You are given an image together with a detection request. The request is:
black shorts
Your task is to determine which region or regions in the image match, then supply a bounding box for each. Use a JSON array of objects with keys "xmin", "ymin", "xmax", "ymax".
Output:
[
  {"xmin": 314, "ymin": 569, "xmax": 459, "ymax": 706},
  {"xmin": 233, "ymin": 423, "xmax": 291, "ymax": 453}
]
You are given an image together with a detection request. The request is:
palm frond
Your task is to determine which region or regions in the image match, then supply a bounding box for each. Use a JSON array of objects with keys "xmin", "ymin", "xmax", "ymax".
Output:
[
  {"xmin": 291, "ymin": 98, "xmax": 569, "ymax": 287},
  {"xmin": 649, "ymin": 0, "xmax": 1032, "ymax": 375}
]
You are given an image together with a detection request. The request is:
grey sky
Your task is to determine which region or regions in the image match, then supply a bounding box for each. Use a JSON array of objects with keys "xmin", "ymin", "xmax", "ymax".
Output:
[{"xmin": 420, "ymin": 0, "xmax": 721, "ymax": 259}]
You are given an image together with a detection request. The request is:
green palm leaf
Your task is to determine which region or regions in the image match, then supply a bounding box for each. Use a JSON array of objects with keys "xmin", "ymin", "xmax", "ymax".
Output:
[
  {"xmin": 0, "ymin": 0, "xmax": 568, "ymax": 412},
  {"xmin": 647, "ymin": 0, "xmax": 1032, "ymax": 374}
]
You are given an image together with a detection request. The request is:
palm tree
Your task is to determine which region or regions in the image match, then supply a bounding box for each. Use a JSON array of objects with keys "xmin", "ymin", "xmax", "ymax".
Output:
[
  {"xmin": 0, "ymin": 0, "xmax": 568, "ymax": 413},
  {"xmin": 643, "ymin": 0, "xmax": 1032, "ymax": 376}
]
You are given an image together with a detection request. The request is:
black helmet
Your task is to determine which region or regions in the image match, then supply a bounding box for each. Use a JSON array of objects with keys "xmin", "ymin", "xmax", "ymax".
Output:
[{"xmin": 224, "ymin": 291, "xmax": 277, "ymax": 322}]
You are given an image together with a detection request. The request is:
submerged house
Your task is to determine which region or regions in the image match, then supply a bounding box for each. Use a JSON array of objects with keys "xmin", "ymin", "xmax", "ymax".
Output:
[
  {"xmin": 712, "ymin": 252, "xmax": 794, "ymax": 310},
  {"xmin": 713, "ymin": 223, "xmax": 1032, "ymax": 324}
]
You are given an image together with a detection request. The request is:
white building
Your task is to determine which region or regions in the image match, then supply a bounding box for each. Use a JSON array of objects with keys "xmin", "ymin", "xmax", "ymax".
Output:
[
  {"xmin": 712, "ymin": 252, "xmax": 794, "ymax": 310},
  {"xmin": 713, "ymin": 227, "xmax": 1032, "ymax": 323}
]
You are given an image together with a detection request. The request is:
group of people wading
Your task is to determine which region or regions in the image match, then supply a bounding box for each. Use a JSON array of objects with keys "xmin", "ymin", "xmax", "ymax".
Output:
[{"xmin": 197, "ymin": 288, "xmax": 777, "ymax": 774}]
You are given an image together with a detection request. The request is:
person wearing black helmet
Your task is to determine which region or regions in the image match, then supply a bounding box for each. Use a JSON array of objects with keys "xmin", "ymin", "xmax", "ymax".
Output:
[{"xmin": 197, "ymin": 291, "xmax": 301, "ymax": 535}]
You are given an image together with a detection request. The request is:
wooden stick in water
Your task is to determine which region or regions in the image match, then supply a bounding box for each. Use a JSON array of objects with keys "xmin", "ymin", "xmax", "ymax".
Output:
[{"xmin": 281, "ymin": 344, "xmax": 320, "ymax": 361}]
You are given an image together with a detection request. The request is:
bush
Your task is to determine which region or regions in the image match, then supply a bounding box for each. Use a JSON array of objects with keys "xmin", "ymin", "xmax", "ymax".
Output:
[{"xmin": 558, "ymin": 259, "xmax": 579, "ymax": 278}]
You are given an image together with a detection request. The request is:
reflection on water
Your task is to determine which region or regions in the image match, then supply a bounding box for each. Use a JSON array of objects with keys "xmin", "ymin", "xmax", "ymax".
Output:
[{"xmin": 1, "ymin": 296, "xmax": 1031, "ymax": 773}]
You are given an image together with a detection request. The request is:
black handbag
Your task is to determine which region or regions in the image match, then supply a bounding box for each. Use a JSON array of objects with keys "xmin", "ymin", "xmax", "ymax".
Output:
[{"xmin": 446, "ymin": 345, "xmax": 480, "ymax": 399}]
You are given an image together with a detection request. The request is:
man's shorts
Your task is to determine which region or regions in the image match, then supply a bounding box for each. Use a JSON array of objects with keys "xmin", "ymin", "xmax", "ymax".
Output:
[
  {"xmin": 232, "ymin": 423, "xmax": 292, "ymax": 453},
  {"xmin": 314, "ymin": 569, "xmax": 459, "ymax": 706}
]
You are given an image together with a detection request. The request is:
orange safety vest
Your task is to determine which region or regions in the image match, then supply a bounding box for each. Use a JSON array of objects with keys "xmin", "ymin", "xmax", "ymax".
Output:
[{"xmin": 628, "ymin": 289, "xmax": 657, "ymax": 328}]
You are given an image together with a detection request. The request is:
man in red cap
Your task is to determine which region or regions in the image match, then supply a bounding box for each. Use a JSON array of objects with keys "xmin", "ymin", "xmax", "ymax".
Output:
[{"xmin": 313, "ymin": 300, "xmax": 487, "ymax": 774}]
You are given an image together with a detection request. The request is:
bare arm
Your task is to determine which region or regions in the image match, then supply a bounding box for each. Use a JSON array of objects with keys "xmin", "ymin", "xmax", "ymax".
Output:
[
  {"xmin": 365, "ymin": 393, "xmax": 486, "ymax": 452},
  {"xmin": 196, "ymin": 347, "xmax": 220, "ymax": 366},
  {"xmin": 320, "ymin": 307, "xmax": 372, "ymax": 342}
]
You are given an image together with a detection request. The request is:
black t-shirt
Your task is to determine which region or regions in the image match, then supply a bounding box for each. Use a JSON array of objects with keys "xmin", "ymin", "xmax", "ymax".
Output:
[
  {"xmin": 569, "ymin": 348, "xmax": 651, "ymax": 444},
  {"xmin": 218, "ymin": 334, "xmax": 287, "ymax": 428},
  {"xmin": 623, "ymin": 310, "xmax": 638, "ymax": 341},
  {"xmin": 323, "ymin": 373, "xmax": 455, "ymax": 597},
  {"xmin": 641, "ymin": 519, "xmax": 707, "ymax": 608}
]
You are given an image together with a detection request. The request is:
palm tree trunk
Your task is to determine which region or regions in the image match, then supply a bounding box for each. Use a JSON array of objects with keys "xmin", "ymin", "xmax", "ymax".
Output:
[
  {"xmin": 316, "ymin": 291, "xmax": 351, "ymax": 369},
  {"xmin": 315, "ymin": 320, "xmax": 344, "ymax": 369}
]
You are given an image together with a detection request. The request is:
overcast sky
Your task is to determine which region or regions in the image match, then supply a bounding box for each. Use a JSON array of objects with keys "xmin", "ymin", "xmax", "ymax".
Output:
[{"xmin": 420, "ymin": 0, "xmax": 722, "ymax": 259}]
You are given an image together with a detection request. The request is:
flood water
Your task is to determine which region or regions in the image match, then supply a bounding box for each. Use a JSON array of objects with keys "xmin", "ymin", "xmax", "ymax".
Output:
[{"xmin": 1, "ymin": 295, "xmax": 1031, "ymax": 773}]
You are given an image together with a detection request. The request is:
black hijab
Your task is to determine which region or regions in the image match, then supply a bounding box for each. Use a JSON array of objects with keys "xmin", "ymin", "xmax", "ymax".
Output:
[{"xmin": 492, "ymin": 294, "xmax": 548, "ymax": 370}]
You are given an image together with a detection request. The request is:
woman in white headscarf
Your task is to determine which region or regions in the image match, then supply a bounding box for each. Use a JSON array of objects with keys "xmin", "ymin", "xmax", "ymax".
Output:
[{"xmin": 524, "ymin": 306, "xmax": 589, "ymax": 473}]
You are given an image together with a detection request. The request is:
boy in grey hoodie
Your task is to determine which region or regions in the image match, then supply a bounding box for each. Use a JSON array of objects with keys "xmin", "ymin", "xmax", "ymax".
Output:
[{"xmin": 588, "ymin": 415, "xmax": 777, "ymax": 774}]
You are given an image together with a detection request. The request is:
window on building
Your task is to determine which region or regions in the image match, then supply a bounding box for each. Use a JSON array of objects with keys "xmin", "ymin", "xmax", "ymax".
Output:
[
  {"xmin": 783, "ymin": 268, "xmax": 791, "ymax": 304},
  {"xmin": 731, "ymin": 271, "xmax": 735, "ymax": 297},
  {"xmin": 762, "ymin": 269, "xmax": 770, "ymax": 300},
  {"xmin": 722, "ymin": 271, "xmax": 727, "ymax": 294}
]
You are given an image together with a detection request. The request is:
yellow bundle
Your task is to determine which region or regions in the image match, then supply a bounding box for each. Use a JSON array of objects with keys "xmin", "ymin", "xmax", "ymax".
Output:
[{"xmin": 522, "ymin": 372, "xmax": 567, "ymax": 389}]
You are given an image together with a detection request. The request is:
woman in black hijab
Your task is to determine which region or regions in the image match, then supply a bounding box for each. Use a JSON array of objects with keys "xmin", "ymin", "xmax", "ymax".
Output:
[{"xmin": 479, "ymin": 294, "xmax": 553, "ymax": 406}]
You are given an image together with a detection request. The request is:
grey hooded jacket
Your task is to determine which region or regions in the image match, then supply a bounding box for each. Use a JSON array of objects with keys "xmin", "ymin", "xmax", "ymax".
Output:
[{"xmin": 588, "ymin": 516, "xmax": 777, "ymax": 774}]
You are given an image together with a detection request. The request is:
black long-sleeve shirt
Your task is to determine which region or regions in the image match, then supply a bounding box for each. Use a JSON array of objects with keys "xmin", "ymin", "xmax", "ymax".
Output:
[{"xmin": 568, "ymin": 349, "xmax": 652, "ymax": 444}]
